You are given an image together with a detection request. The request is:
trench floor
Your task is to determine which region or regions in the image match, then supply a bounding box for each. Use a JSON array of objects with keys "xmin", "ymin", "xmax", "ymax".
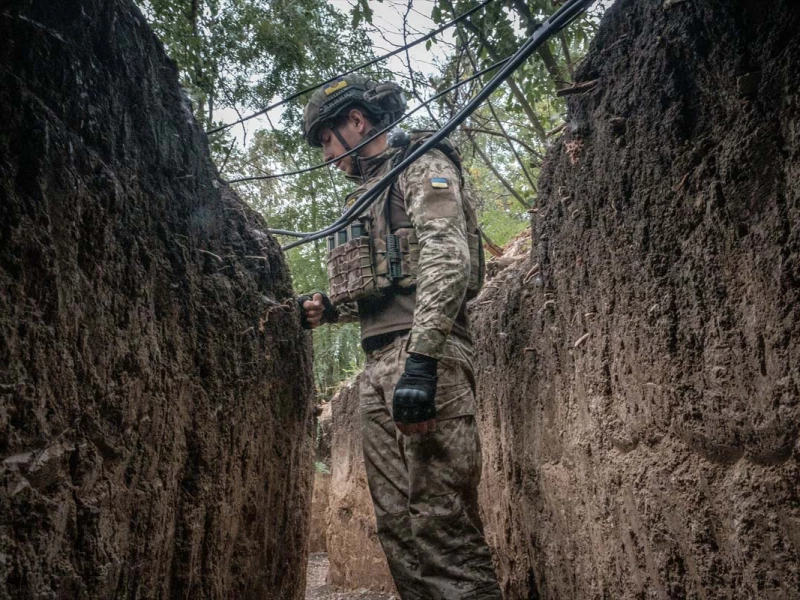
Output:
[{"xmin": 305, "ymin": 553, "xmax": 397, "ymax": 600}]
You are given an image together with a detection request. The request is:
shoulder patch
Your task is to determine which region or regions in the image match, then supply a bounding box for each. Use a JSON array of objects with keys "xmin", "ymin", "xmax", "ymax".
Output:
[{"xmin": 430, "ymin": 177, "xmax": 449, "ymax": 189}]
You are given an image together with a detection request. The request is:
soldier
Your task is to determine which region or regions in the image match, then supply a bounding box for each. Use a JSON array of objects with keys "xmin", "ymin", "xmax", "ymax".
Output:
[{"xmin": 298, "ymin": 74, "xmax": 502, "ymax": 600}]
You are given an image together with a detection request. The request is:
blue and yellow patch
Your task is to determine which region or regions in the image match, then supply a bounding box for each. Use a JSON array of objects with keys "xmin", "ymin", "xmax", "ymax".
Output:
[
  {"xmin": 430, "ymin": 177, "xmax": 449, "ymax": 189},
  {"xmin": 324, "ymin": 79, "xmax": 348, "ymax": 95}
]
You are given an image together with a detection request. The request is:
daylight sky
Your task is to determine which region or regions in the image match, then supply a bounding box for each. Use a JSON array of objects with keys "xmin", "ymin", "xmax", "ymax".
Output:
[
  {"xmin": 219, "ymin": 0, "xmax": 614, "ymax": 148},
  {"xmin": 218, "ymin": 0, "xmax": 450, "ymax": 147}
]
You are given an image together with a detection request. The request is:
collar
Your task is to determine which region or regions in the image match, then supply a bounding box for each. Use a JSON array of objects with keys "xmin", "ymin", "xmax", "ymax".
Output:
[{"xmin": 352, "ymin": 145, "xmax": 397, "ymax": 182}]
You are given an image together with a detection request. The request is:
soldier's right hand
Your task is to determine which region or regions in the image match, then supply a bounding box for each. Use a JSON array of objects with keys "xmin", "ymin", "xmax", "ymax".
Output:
[
  {"xmin": 393, "ymin": 353, "xmax": 438, "ymax": 436},
  {"xmin": 298, "ymin": 292, "xmax": 334, "ymax": 329}
]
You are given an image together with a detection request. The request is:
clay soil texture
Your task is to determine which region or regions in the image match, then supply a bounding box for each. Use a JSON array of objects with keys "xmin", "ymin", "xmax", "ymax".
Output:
[
  {"xmin": 471, "ymin": 0, "xmax": 799, "ymax": 598},
  {"xmin": 0, "ymin": 0, "xmax": 314, "ymax": 598},
  {"xmin": 325, "ymin": 379, "xmax": 396, "ymax": 594},
  {"xmin": 305, "ymin": 553, "xmax": 396, "ymax": 600}
]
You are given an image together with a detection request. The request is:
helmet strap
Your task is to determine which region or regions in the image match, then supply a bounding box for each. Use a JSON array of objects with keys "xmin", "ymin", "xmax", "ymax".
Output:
[
  {"xmin": 332, "ymin": 127, "xmax": 354, "ymax": 154},
  {"xmin": 364, "ymin": 126, "xmax": 380, "ymax": 142},
  {"xmin": 332, "ymin": 121, "xmax": 384, "ymax": 178}
]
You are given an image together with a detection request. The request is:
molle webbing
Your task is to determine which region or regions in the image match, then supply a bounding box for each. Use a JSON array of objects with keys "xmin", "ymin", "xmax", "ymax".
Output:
[{"xmin": 325, "ymin": 134, "xmax": 484, "ymax": 307}]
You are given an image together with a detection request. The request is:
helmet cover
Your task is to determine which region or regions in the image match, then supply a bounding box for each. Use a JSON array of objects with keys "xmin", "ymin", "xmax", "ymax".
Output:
[{"xmin": 303, "ymin": 75, "xmax": 407, "ymax": 146}]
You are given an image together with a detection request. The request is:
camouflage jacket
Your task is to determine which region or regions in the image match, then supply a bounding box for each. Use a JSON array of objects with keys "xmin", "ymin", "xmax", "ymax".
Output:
[{"xmin": 334, "ymin": 144, "xmax": 470, "ymax": 360}]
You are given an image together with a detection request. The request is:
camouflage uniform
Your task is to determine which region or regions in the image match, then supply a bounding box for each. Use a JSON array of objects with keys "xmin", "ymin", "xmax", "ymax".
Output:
[{"xmin": 343, "ymin": 148, "xmax": 502, "ymax": 599}]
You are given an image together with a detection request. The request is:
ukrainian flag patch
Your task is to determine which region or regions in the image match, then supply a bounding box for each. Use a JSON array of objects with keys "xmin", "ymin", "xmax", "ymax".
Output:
[
  {"xmin": 324, "ymin": 79, "xmax": 348, "ymax": 95},
  {"xmin": 430, "ymin": 177, "xmax": 449, "ymax": 189}
]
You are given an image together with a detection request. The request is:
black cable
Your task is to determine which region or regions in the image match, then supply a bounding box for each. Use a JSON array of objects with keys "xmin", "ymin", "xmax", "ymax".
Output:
[
  {"xmin": 277, "ymin": 0, "xmax": 595, "ymax": 250},
  {"xmin": 205, "ymin": 0, "xmax": 497, "ymax": 135},
  {"xmin": 295, "ymin": 0, "xmax": 590, "ymax": 244},
  {"xmin": 279, "ymin": 0, "xmax": 590, "ymax": 246},
  {"xmin": 225, "ymin": 57, "xmax": 509, "ymax": 184}
]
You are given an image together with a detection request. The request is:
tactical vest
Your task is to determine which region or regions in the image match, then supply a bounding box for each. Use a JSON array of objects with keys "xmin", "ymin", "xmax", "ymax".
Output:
[{"xmin": 326, "ymin": 132, "xmax": 485, "ymax": 307}]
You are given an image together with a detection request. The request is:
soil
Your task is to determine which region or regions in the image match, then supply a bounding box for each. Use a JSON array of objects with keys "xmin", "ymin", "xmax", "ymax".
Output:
[
  {"xmin": 305, "ymin": 553, "xmax": 396, "ymax": 600},
  {"xmin": 0, "ymin": 0, "xmax": 314, "ymax": 598},
  {"xmin": 310, "ymin": 404, "xmax": 332, "ymax": 554},
  {"xmin": 325, "ymin": 379, "xmax": 396, "ymax": 594},
  {"xmin": 4, "ymin": 0, "xmax": 800, "ymax": 598},
  {"xmin": 470, "ymin": 0, "xmax": 800, "ymax": 598}
]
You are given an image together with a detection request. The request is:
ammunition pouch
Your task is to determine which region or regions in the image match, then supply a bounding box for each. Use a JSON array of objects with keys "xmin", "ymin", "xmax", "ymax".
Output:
[
  {"xmin": 326, "ymin": 224, "xmax": 483, "ymax": 306},
  {"xmin": 327, "ymin": 234, "xmax": 377, "ymax": 306},
  {"xmin": 326, "ymin": 131, "xmax": 485, "ymax": 307},
  {"xmin": 374, "ymin": 228, "xmax": 419, "ymax": 291},
  {"xmin": 326, "ymin": 225, "xmax": 420, "ymax": 306}
]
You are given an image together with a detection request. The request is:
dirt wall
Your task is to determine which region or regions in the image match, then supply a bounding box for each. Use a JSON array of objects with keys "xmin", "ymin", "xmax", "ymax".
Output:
[
  {"xmin": 309, "ymin": 403, "xmax": 332, "ymax": 554},
  {"xmin": 0, "ymin": 1, "xmax": 314, "ymax": 598},
  {"xmin": 472, "ymin": 0, "xmax": 800, "ymax": 598},
  {"xmin": 326, "ymin": 378, "xmax": 395, "ymax": 593}
]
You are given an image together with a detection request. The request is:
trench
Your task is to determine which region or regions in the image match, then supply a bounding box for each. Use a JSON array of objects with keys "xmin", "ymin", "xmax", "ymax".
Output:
[
  {"xmin": 2, "ymin": 0, "xmax": 799, "ymax": 599},
  {"xmin": 301, "ymin": 1, "xmax": 800, "ymax": 598}
]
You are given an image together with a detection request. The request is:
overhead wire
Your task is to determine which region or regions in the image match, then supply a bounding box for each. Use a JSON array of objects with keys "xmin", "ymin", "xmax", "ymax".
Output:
[
  {"xmin": 225, "ymin": 57, "xmax": 509, "ymax": 184},
  {"xmin": 449, "ymin": 6, "xmax": 539, "ymax": 193},
  {"xmin": 275, "ymin": 0, "xmax": 596, "ymax": 250},
  {"xmin": 205, "ymin": 0, "xmax": 498, "ymax": 135},
  {"xmin": 277, "ymin": 0, "xmax": 592, "ymax": 247}
]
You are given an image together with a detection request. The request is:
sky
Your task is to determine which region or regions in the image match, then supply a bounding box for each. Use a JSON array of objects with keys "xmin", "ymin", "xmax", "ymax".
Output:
[
  {"xmin": 217, "ymin": 0, "xmax": 451, "ymax": 148},
  {"xmin": 217, "ymin": 0, "xmax": 615, "ymax": 150}
]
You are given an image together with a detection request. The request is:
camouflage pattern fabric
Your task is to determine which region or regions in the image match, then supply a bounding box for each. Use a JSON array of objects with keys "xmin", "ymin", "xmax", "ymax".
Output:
[
  {"xmin": 396, "ymin": 149, "xmax": 470, "ymax": 360},
  {"xmin": 360, "ymin": 332, "xmax": 502, "ymax": 600},
  {"xmin": 327, "ymin": 236, "xmax": 379, "ymax": 305},
  {"xmin": 332, "ymin": 300, "xmax": 359, "ymax": 324}
]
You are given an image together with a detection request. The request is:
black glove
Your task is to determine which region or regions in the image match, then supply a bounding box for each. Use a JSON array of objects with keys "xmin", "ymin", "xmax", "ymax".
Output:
[
  {"xmin": 393, "ymin": 353, "xmax": 438, "ymax": 424},
  {"xmin": 297, "ymin": 292, "xmax": 336, "ymax": 329}
]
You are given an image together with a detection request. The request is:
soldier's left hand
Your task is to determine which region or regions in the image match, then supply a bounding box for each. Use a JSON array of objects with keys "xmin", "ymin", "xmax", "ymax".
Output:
[
  {"xmin": 297, "ymin": 292, "xmax": 335, "ymax": 329},
  {"xmin": 393, "ymin": 353, "xmax": 438, "ymax": 436}
]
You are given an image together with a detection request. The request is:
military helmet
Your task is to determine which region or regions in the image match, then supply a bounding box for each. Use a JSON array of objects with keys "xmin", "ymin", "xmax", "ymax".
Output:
[{"xmin": 303, "ymin": 74, "xmax": 407, "ymax": 147}]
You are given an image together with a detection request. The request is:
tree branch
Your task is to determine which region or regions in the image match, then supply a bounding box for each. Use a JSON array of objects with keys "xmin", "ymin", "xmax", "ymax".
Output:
[
  {"xmin": 559, "ymin": 32, "xmax": 574, "ymax": 80},
  {"xmin": 462, "ymin": 128, "xmax": 542, "ymax": 158},
  {"xmin": 451, "ymin": 24, "xmax": 538, "ymax": 192},
  {"xmin": 450, "ymin": 7, "xmax": 549, "ymax": 143},
  {"xmin": 462, "ymin": 128, "xmax": 530, "ymax": 210},
  {"xmin": 403, "ymin": 0, "xmax": 441, "ymax": 127},
  {"xmin": 511, "ymin": 0, "xmax": 568, "ymax": 88}
]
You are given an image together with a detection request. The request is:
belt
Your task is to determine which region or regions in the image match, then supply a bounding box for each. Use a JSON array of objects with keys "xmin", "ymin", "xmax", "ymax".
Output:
[{"xmin": 361, "ymin": 329, "xmax": 410, "ymax": 353}]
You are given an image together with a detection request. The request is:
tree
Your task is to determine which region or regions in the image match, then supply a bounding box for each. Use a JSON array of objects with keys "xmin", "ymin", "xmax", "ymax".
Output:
[
  {"xmin": 138, "ymin": 0, "xmax": 606, "ymax": 399},
  {"xmin": 227, "ymin": 128, "xmax": 366, "ymax": 400},
  {"xmin": 138, "ymin": 0, "xmax": 374, "ymax": 399},
  {"xmin": 137, "ymin": 0, "xmax": 372, "ymax": 131}
]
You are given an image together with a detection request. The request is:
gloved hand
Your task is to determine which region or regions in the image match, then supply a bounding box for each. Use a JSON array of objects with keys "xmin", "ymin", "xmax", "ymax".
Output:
[
  {"xmin": 298, "ymin": 292, "xmax": 336, "ymax": 329},
  {"xmin": 393, "ymin": 353, "xmax": 438, "ymax": 436}
]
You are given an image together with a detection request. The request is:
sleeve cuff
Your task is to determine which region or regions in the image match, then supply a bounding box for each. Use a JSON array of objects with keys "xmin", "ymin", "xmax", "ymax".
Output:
[{"xmin": 407, "ymin": 328, "xmax": 448, "ymax": 360}]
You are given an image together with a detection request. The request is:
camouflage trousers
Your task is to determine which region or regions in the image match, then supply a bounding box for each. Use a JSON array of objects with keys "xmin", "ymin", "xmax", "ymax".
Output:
[{"xmin": 360, "ymin": 332, "xmax": 502, "ymax": 600}]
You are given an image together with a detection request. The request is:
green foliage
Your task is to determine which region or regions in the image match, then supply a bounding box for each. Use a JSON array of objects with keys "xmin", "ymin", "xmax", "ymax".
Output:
[
  {"xmin": 138, "ymin": 0, "xmax": 372, "ymax": 400},
  {"xmin": 350, "ymin": 0, "xmax": 378, "ymax": 28},
  {"xmin": 311, "ymin": 324, "xmax": 364, "ymax": 401},
  {"xmin": 429, "ymin": 0, "xmax": 603, "ymax": 174},
  {"xmin": 139, "ymin": 0, "xmax": 604, "ymax": 401},
  {"xmin": 137, "ymin": 0, "xmax": 372, "ymax": 131},
  {"xmin": 227, "ymin": 129, "xmax": 366, "ymax": 399}
]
